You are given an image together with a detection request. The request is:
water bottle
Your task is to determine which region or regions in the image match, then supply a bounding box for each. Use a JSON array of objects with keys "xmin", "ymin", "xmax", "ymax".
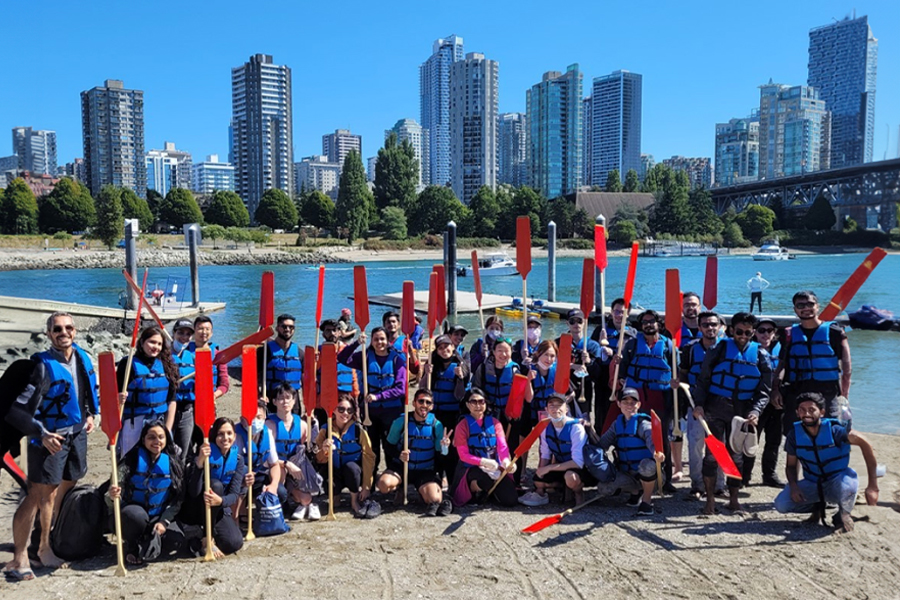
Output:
[{"xmin": 837, "ymin": 396, "xmax": 852, "ymax": 428}]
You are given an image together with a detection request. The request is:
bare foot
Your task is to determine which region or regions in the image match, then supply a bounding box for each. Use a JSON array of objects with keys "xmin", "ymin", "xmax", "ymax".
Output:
[
  {"xmin": 838, "ymin": 512, "xmax": 855, "ymax": 533},
  {"xmin": 200, "ymin": 539, "xmax": 225, "ymax": 559},
  {"xmin": 4, "ymin": 558, "xmax": 32, "ymax": 572},
  {"xmin": 36, "ymin": 547, "xmax": 67, "ymax": 569},
  {"xmin": 726, "ymin": 502, "xmax": 745, "ymax": 515},
  {"xmin": 701, "ymin": 503, "xmax": 718, "ymax": 516},
  {"xmin": 805, "ymin": 509, "xmax": 823, "ymax": 524}
]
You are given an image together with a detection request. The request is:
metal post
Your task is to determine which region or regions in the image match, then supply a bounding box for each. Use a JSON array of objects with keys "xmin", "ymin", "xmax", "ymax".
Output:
[
  {"xmin": 124, "ymin": 219, "xmax": 139, "ymax": 310},
  {"xmin": 446, "ymin": 221, "xmax": 457, "ymax": 319},
  {"xmin": 547, "ymin": 221, "xmax": 557, "ymax": 302},
  {"xmin": 188, "ymin": 226, "xmax": 200, "ymax": 308},
  {"xmin": 595, "ymin": 214, "xmax": 606, "ymax": 330}
]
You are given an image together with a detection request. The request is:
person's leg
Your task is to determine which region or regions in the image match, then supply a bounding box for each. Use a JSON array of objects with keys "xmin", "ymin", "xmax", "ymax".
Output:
[
  {"xmin": 118, "ymin": 416, "xmax": 146, "ymax": 459},
  {"xmin": 725, "ymin": 402, "xmax": 745, "ymax": 511},
  {"xmin": 172, "ymin": 407, "xmax": 194, "ymax": 463},
  {"xmin": 419, "ymin": 481, "xmax": 443, "ymax": 504},
  {"xmin": 375, "ymin": 470, "xmax": 401, "ymax": 495},
  {"xmin": 701, "ymin": 406, "xmax": 729, "ymax": 515},
  {"xmin": 760, "ymin": 405, "xmax": 783, "ymax": 484},
  {"xmin": 342, "ymin": 462, "xmax": 363, "ymax": 512},
  {"xmin": 6, "ymin": 484, "xmax": 42, "ymax": 571},
  {"xmin": 160, "ymin": 520, "xmax": 185, "ymax": 556},
  {"xmin": 823, "ymin": 468, "xmax": 859, "ymax": 522},
  {"xmin": 119, "ymin": 505, "xmax": 150, "ymax": 562},
  {"xmin": 686, "ymin": 411, "xmax": 705, "ymax": 493},
  {"xmin": 564, "ymin": 470, "xmax": 585, "ymax": 504},
  {"xmin": 492, "ymin": 476, "xmax": 519, "ymax": 507},
  {"xmin": 213, "ymin": 510, "xmax": 244, "ymax": 555},
  {"xmin": 773, "ymin": 478, "xmax": 821, "ymax": 514}
]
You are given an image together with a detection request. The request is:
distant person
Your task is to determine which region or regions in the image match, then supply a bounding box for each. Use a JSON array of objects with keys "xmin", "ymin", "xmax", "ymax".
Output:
[
  {"xmin": 336, "ymin": 308, "xmax": 358, "ymax": 342},
  {"xmin": 747, "ymin": 272, "xmax": 770, "ymax": 313}
]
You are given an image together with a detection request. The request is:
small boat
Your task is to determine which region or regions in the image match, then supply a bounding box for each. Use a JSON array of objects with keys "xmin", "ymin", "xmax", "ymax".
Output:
[
  {"xmin": 848, "ymin": 305, "xmax": 899, "ymax": 331},
  {"xmin": 752, "ymin": 241, "xmax": 792, "ymax": 261},
  {"xmin": 456, "ymin": 253, "xmax": 517, "ymax": 277},
  {"xmin": 644, "ymin": 238, "xmax": 719, "ymax": 257}
]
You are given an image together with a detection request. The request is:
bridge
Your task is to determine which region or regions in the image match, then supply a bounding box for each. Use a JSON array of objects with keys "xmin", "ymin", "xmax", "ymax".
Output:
[{"xmin": 711, "ymin": 158, "xmax": 900, "ymax": 231}]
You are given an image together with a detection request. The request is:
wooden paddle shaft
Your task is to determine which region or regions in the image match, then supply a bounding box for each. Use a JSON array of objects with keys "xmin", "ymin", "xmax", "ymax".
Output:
[
  {"xmin": 110, "ymin": 444, "xmax": 127, "ymax": 576},
  {"xmin": 245, "ymin": 433, "xmax": 255, "ymax": 540},
  {"xmin": 608, "ymin": 314, "xmax": 629, "ymax": 402},
  {"xmin": 521, "ymin": 278, "xmax": 528, "ymax": 360},
  {"xmin": 403, "ymin": 397, "xmax": 409, "ymax": 506},
  {"xmin": 326, "ymin": 417, "xmax": 336, "ymax": 520},
  {"xmin": 203, "ymin": 441, "xmax": 215, "ymax": 561},
  {"xmin": 671, "ymin": 346, "xmax": 682, "ymax": 436},
  {"xmin": 361, "ymin": 343, "xmax": 371, "ymax": 426}
]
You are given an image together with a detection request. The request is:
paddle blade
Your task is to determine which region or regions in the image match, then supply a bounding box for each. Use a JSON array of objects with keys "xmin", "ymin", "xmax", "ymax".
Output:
[
  {"xmin": 665, "ymin": 269, "xmax": 682, "ymax": 347},
  {"xmin": 554, "ymin": 333, "xmax": 573, "ymax": 395},
  {"xmin": 214, "ymin": 326, "xmax": 274, "ymax": 365},
  {"xmin": 319, "ymin": 343, "xmax": 339, "ymax": 415},
  {"xmin": 650, "ymin": 409, "xmax": 664, "ymax": 456},
  {"xmin": 516, "ymin": 216, "xmax": 532, "ymax": 278},
  {"xmin": 522, "ymin": 512, "xmax": 564, "ymax": 535},
  {"xmin": 703, "ymin": 256, "xmax": 718, "ymax": 310},
  {"xmin": 580, "ymin": 258, "xmax": 595, "ymax": 318},
  {"xmin": 704, "ymin": 431, "xmax": 742, "ymax": 479},
  {"xmin": 302, "ymin": 346, "xmax": 317, "ymax": 417},
  {"xmin": 433, "ymin": 265, "xmax": 447, "ymax": 325},
  {"xmin": 194, "ymin": 348, "xmax": 216, "ymax": 434},
  {"xmin": 401, "ymin": 281, "xmax": 416, "ymax": 335},
  {"xmin": 819, "ymin": 248, "xmax": 888, "ymax": 321},
  {"xmin": 514, "ymin": 418, "xmax": 549, "ymax": 459},
  {"xmin": 98, "ymin": 352, "xmax": 121, "ymax": 444},
  {"xmin": 471, "ymin": 250, "xmax": 483, "ymax": 305},
  {"xmin": 427, "ymin": 271, "xmax": 438, "ymax": 336},
  {"xmin": 241, "ymin": 346, "xmax": 258, "ymax": 423},
  {"xmin": 504, "ymin": 374, "xmax": 529, "ymax": 420},
  {"xmin": 315, "ymin": 265, "xmax": 326, "ymax": 327},
  {"xmin": 353, "ymin": 265, "xmax": 370, "ymax": 329},
  {"xmin": 594, "ymin": 224, "xmax": 608, "ymax": 271},
  {"xmin": 623, "ymin": 241, "xmax": 639, "ymax": 307},
  {"xmin": 259, "ymin": 271, "xmax": 274, "ymax": 328}
]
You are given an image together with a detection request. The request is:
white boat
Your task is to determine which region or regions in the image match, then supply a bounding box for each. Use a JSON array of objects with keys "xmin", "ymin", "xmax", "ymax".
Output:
[
  {"xmin": 456, "ymin": 253, "xmax": 518, "ymax": 277},
  {"xmin": 752, "ymin": 242, "xmax": 792, "ymax": 261},
  {"xmin": 645, "ymin": 239, "xmax": 719, "ymax": 257}
]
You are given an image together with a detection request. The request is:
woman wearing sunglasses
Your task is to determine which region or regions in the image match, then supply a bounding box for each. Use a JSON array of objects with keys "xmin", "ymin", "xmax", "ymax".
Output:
[
  {"xmin": 743, "ymin": 318, "xmax": 784, "ymax": 487},
  {"xmin": 315, "ymin": 394, "xmax": 376, "ymax": 516},
  {"xmin": 422, "ymin": 334, "xmax": 469, "ymax": 484}
]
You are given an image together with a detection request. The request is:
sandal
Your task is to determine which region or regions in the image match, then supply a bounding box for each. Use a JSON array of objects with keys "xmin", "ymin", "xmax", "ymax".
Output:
[
  {"xmin": 125, "ymin": 553, "xmax": 143, "ymax": 566},
  {"xmin": 4, "ymin": 568, "xmax": 35, "ymax": 581}
]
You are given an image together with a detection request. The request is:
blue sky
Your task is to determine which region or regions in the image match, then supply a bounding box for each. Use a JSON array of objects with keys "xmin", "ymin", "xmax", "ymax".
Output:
[{"xmin": 2, "ymin": 1, "xmax": 898, "ymax": 173}]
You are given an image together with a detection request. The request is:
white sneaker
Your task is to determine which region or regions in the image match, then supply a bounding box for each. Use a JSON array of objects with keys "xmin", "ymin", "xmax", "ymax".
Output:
[
  {"xmin": 289, "ymin": 505, "xmax": 308, "ymax": 521},
  {"xmin": 306, "ymin": 503, "xmax": 321, "ymax": 521},
  {"xmin": 518, "ymin": 491, "xmax": 550, "ymax": 507}
]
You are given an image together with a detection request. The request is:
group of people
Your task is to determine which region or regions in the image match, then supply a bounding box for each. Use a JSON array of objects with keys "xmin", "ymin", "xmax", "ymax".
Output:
[{"xmin": 2, "ymin": 288, "xmax": 881, "ymax": 579}]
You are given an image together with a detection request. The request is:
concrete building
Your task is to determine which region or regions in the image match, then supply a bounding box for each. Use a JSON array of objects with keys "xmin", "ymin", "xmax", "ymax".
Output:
[
  {"xmin": 367, "ymin": 156, "xmax": 378, "ymax": 182},
  {"xmin": 12, "ymin": 127, "xmax": 57, "ymax": 175},
  {"xmin": 385, "ymin": 118, "xmax": 429, "ymax": 190},
  {"xmin": 758, "ymin": 82, "xmax": 831, "ymax": 179},
  {"xmin": 59, "ymin": 158, "xmax": 87, "ymax": 183},
  {"xmin": 449, "ymin": 52, "xmax": 498, "ymax": 204},
  {"xmin": 582, "ymin": 97, "xmax": 592, "ymax": 186},
  {"xmin": 420, "ymin": 35, "xmax": 464, "ymax": 187},
  {"xmin": 591, "ymin": 70, "xmax": 642, "ymax": 188},
  {"xmin": 145, "ymin": 142, "xmax": 192, "ymax": 196},
  {"xmin": 295, "ymin": 155, "xmax": 342, "ymax": 200},
  {"xmin": 714, "ymin": 114, "xmax": 759, "ymax": 187},
  {"xmin": 231, "ymin": 54, "xmax": 293, "ymax": 217},
  {"xmin": 498, "ymin": 112, "xmax": 527, "ymax": 188},
  {"xmin": 526, "ymin": 64, "xmax": 583, "ymax": 199},
  {"xmin": 81, "ymin": 79, "xmax": 146, "ymax": 197},
  {"xmin": 639, "ymin": 154, "xmax": 655, "ymax": 182},
  {"xmin": 661, "ymin": 156, "xmax": 712, "ymax": 189},
  {"xmin": 323, "ymin": 129, "xmax": 362, "ymax": 167},
  {"xmin": 192, "ymin": 155, "xmax": 235, "ymax": 194},
  {"xmin": 0, "ymin": 155, "xmax": 18, "ymax": 184},
  {"xmin": 808, "ymin": 15, "xmax": 878, "ymax": 168}
]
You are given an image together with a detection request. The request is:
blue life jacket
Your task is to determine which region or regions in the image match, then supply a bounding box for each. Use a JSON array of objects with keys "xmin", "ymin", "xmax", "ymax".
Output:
[
  {"xmin": 265, "ymin": 341, "xmax": 303, "ymax": 389},
  {"xmin": 236, "ymin": 423, "xmax": 273, "ymax": 476},
  {"xmin": 614, "ymin": 413, "xmax": 653, "ymax": 473},
  {"xmin": 625, "ymin": 336, "xmax": 670, "ymax": 390},
  {"xmin": 333, "ymin": 423, "xmax": 362, "ymax": 468},
  {"xmin": 545, "ymin": 418, "xmax": 577, "ymax": 463},
  {"xmin": 209, "ymin": 444, "xmax": 239, "ymax": 486},
  {"xmin": 406, "ymin": 413, "xmax": 437, "ymax": 471},
  {"xmin": 319, "ymin": 342, "xmax": 355, "ymax": 393},
  {"xmin": 793, "ymin": 419, "xmax": 851, "ymax": 483},
  {"xmin": 684, "ymin": 339, "xmax": 710, "ymax": 388},
  {"xmin": 708, "ymin": 339, "xmax": 761, "ymax": 402},
  {"xmin": 32, "ymin": 344, "xmax": 98, "ymax": 433},
  {"xmin": 173, "ymin": 347, "xmax": 195, "ymax": 406},
  {"xmin": 530, "ymin": 364, "xmax": 557, "ymax": 420},
  {"xmin": 465, "ymin": 415, "xmax": 497, "ymax": 459},
  {"xmin": 769, "ymin": 341, "xmax": 781, "ymax": 370},
  {"xmin": 432, "ymin": 361, "xmax": 459, "ymax": 412},
  {"xmin": 357, "ymin": 351, "xmax": 402, "ymax": 410},
  {"xmin": 131, "ymin": 447, "xmax": 172, "ymax": 518},
  {"xmin": 786, "ymin": 324, "xmax": 840, "ymax": 383},
  {"xmin": 603, "ymin": 326, "xmax": 627, "ymax": 352},
  {"xmin": 267, "ymin": 414, "xmax": 302, "ymax": 461},
  {"xmin": 679, "ymin": 323, "xmax": 703, "ymax": 349},
  {"xmin": 483, "ymin": 361, "xmax": 517, "ymax": 410},
  {"xmin": 126, "ymin": 358, "xmax": 170, "ymax": 419}
]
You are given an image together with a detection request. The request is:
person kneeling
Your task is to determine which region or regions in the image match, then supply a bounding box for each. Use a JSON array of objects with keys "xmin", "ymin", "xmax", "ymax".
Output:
[
  {"xmin": 376, "ymin": 390, "xmax": 453, "ymax": 516},
  {"xmin": 234, "ymin": 399, "xmax": 286, "ymax": 524}
]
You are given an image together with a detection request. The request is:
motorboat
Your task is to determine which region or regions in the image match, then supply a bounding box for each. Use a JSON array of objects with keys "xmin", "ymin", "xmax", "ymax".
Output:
[
  {"xmin": 644, "ymin": 238, "xmax": 719, "ymax": 257},
  {"xmin": 456, "ymin": 253, "xmax": 517, "ymax": 277},
  {"xmin": 751, "ymin": 242, "xmax": 792, "ymax": 261},
  {"xmin": 848, "ymin": 305, "xmax": 899, "ymax": 331}
]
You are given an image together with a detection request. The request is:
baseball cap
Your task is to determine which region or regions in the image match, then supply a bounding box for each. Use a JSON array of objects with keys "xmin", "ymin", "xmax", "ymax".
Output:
[
  {"xmin": 173, "ymin": 318, "xmax": 194, "ymax": 332},
  {"xmin": 619, "ymin": 387, "xmax": 640, "ymax": 400},
  {"xmin": 448, "ymin": 325, "xmax": 469, "ymax": 336},
  {"xmin": 341, "ymin": 308, "xmax": 351, "ymax": 317},
  {"xmin": 434, "ymin": 335, "xmax": 452, "ymax": 348},
  {"xmin": 527, "ymin": 315, "xmax": 542, "ymax": 326},
  {"xmin": 567, "ymin": 309, "xmax": 585, "ymax": 320}
]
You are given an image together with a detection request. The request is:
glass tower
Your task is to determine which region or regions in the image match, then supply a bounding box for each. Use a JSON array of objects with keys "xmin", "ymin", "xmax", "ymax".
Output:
[
  {"xmin": 591, "ymin": 70, "xmax": 642, "ymax": 188},
  {"xmin": 420, "ymin": 35, "xmax": 464, "ymax": 188}
]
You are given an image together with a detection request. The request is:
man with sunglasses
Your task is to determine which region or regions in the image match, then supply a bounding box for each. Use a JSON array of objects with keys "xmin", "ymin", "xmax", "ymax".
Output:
[
  {"xmin": 693, "ymin": 312, "xmax": 773, "ymax": 515},
  {"xmin": 259, "ymin": 314, "xmax": 304, "ymax": 411},
  {"xmin": 743, "ymin": 318, "xmax": 784, "ymax": 487},
  {"xmin": 5, "ymin": 312, "xmax": 99, "ymax": 577},
  {"xmin": 556, "ymin": 309, "xmax": 603, "ymax": 420},
  {"xmin": 771, "ymin": 291, "xmax": 851, "ymax": 436},
  {"xmin": 591, "ymin": 297, "xmax": 636, "ymax": 427}
]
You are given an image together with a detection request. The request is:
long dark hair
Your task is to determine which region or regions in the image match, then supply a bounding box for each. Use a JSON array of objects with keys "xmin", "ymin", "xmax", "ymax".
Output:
[
  {"xmin": 123, "ymin": 419, "xmax": 184, "ymax": 501},
  {"xmin": 136, "ymin": 326, "xmax": 179, "ymax": 382},
  {"xmin": 209, "ymin": 416, "xmax": 236, "ymax": 451}
]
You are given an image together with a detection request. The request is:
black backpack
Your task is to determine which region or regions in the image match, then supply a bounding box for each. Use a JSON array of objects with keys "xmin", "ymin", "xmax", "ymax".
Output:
[{"xmin": 50, "ymin": 484, "xmax": 108, "ymax": 560}]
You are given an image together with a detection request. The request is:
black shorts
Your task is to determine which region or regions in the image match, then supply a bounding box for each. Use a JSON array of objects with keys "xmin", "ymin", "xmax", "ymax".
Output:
[
  {"xmin": 533, "ymin": 467, "xmax": 598, "ymax": 486},
  {"xmin": 27, "ymin": 427, "xmax": 89, "ymax": 486},
  {"xmin": 386, "ymin": 464, "xmax": 441, "ymax": 489}
]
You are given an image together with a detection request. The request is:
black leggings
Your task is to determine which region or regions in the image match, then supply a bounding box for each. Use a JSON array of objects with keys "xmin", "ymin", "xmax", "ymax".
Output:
[
  {"xmin": 465, "ymin": 468, "xmax": 518, "ymax": 507},
  {"xmin": 182, "ymin": 479, "xmax": 244, "ymax": 555},
  {"xmin": 117, "ymin": 505, "xmax": 185, "ymax": 558},
  {"xmin": 367, "ymin": 409, "xmax": 400, "ymax": 473}
]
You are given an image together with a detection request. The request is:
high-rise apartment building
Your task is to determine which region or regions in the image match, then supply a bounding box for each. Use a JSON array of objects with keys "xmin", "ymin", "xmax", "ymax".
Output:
[
  {"xmin": 386, "ymin": 119, "xmax": 429, "ymax": 189},
  {"xmin": 81, "ymin": 79, "xmax": 146, "ymax": 197},
  {"xmin": 661, "ymin": 156, "xmax": 712, "ymax": 190},
  {"xmin": 582, "ymin": 97, "xmax": 592, "ymax": 186},
  {"xmin": 758, "ymin": 82, "xmax": 830, "ymax": 179},
  {"xmin": 323, "ymin": 129, "xmax": 362, "ymax": 167},
  {"xmin": 192, "ymin": 155, "xmax": 235, "ymax": 194},
  {"xmin": 295, "ymin": 155, "xmax": 342, "ymax": 200},
  {"xmin": 420, "ymin": 35, "xmax": 464, "ymax": 187},
  {"xmin": 714, "ymin": 114, "xmax": 759, "ymax": 187},
  {"xmin": 639, "ymin": 154, "xmax": 654, "ymax": 182},
  {"xmin": 367, "ymin": 156, "xmax": 378, "ymax": 183},
  {"xmin": 12, "ymin": 127, "xmax": 57, "ymax": 175},
  {"xmin": 526, "ymin": 65, "xmax": 583, "ymax": 199},
  {"xmin": 145, "ymin": 141, "xmax": 192, "ymax": 196},
  {"xmin": 498, "ymin": 113, "xmax": 527, "ymax": 188},
  {"xmin": 60, "ymin": 158, "xmax": 87, "ymax": 183},
  {"xmin": 231, "ymin": 54, "xmax": 293, "ymax": 217},
  {"xmin": 591, "ymin": 70, "xmax": 642, "ymax": 187},
  {"xmin": 450, "ymin": 52, "xmax": 498, "ymax": 205},
  {"xmin": 808, "ymin": 15, "xmax": 877, "ymax": 168}
]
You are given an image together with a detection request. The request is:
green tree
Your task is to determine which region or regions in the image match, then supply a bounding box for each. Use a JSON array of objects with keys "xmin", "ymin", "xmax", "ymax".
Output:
[
  {"xmin": 605, "ymin": 169, "xmax": 623, "ymax": 193},
  {"xmin": 466, "ymin": 185, "xmax": 500, "ymax": 238},
  {"xmin": 201, "ymin": 224, "xmax": 227, "ymax": 248},
  {"xmin": 735, "ymin": 204, "xmax": 776, "ymax": 242},
  {"xmin": 804, "ymin": 194, "xmax": 836, "ymax": 231},
  {"xmin": 334, "ymin": 150, "xmax": 371, "ymax": 241},
  {"xmin": 300, "ymin": 190, "xmax": 335, "ymax": 229},
  {"xmin": 38, "ymin": 178, "xmax": 95, "ymax": 233},
  {"xmin": 408, "ymin": 186, "xmax": 465, "ymax": 236},
  {"xmin": 611, "ymin": 219, "xmax": 638, "ymax": 245},
  {"xmin": 254, "ymin": 188, "xmax": 297, "ymax": 230},
  {"xmin": 641, "ymin": 163, "xmax": 667, "ymax": 193},
  {"xmin": 381, "ymin": 206, "xmax": 408, "ymax": 240},
  {"xmin": 374, "ymin": 133, "xmax": 418, "ymax": 213},
  {"xmin": 120, "ymin": 188, "xmax": 153, "ymax": 229},
  {"xmin": 160, "ymin": 188, "xmax": 203, "ymax": 227},
  {"xmin": 224, "ymin": 226, "xmax": 251, "ymax": 247},
  {"xmin": 648, "ymin": 165, "xmax": 693, "ymax": 236},
  {"xmin": 146, "ymin": 189, "xmax": 164, "ymax": 219},
  {"xmin": 722, "ymin": 220, "xmax": 747, "ymax": 248},
  {"xmin": 573, "ymin": 207, "xmax": 594, "ymax": 238},
  {"xmin": 205, "ymin": 190, "xmax": 250, "ymax": 228},
  {"xmin": 613, "ymin": 203, "xmax": 650, "ymax": 238},
  {"xmin": 93, "ymin": 185, "xmax": 123, "ymax": 248},
  {"xmin": 623, "ymin": 169, "xmax": 640, "ymax": 193},
  {"xmin": 547, "ymin": 198, "xmax": 578, "ymax": 238},
  {"xmin": 1, "ymin": 179, "xmax": 39, "ymax": 234},
  {"xmin": 688, "ymin": 187, "xmax": 723, "ymax": 236},
  {"xmin": 496, "ymin": 186, "xmax": 543, "ymax": 238}
]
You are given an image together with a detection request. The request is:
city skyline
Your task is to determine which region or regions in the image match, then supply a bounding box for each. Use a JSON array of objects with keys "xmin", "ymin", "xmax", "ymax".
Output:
[{"xmin": 1, "ymin": 2, "xmax": 898, "ymax": 190}]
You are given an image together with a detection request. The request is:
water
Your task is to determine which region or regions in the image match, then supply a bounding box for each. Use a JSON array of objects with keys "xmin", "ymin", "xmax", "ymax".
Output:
[{"xmin": 1, "ymin": 253, "xmax": 897, "ymax": 434}]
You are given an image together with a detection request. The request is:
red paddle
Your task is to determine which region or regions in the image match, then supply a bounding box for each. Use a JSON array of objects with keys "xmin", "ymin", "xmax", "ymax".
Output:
[
  {"xmin": 516, "ymin": 216, "xmax": 532, "ymax": 358},
  {"xmin": 703, "ymin": 256, "xmax": 717, "ymax": 310},
  {"xmin": 623, "ymin": 241, "xmax": 639, "ymax": 308},
  {"xmin": 240, "ymin": 344, "xmax": 259, "ymax": 541},
  {"xmin": 214, "ymin": 327, "xmax": 274, "ymax": 365},
  {"xmin": 400, "ymin": 281, "xmax": 415, "ymax": 506},
  {"xmin": 121, "ymin": 270, "xmax": 148, "ymax": 404},
  {"xmin": 580, "ymin": 258, "xmax": 595, "ymax": 318},
  {"xmin": 608, "ymin": 242, "xmax": 640, "ymax": 408},
  {"xmin": 319, "ymin": 343, "xmax": 338, "ymax": 520},
  {"xmin": 650, "ymin": 409, "xmax": 665, "ymax": 494},
  {"xmin": 554, "ymin": 333, "xmax": 573, "ymax": 395},
  {"xmin": 665, "ymin": 269, "xmax": 682, "ymax": 348},
  {"xmin": 314, "ymin": 265, "xmax": 326, "ymax": 347},
  {"xmin": 427, "ymin": 271, "xmax": 438, "ymax": 338},
  {"xmin": 594, "ymin": 224, "xmax": 608, "ymax": 270},
  {"xmin": 819, "ymin": 248, "xmax": 888, "ymax": 321},
  {"xmin": 302, "ymin": 346, "xmax": 317, "ymax": 419},
  {"xmin": 521, "ymin": 494, "xmax": 604, "ymax": 535},
  {"xmin": 259, "ymin": 271, "xmax": 274, "ymax": 329},
  {"xmin": 354, "ymin": 265, "xmax": 372, "ymax": 426},
  {"xmin": 471, "ymin": 250, "xmax": 484, "ymax": 335},
  {"xmin": 697, "ymin": 416, "xmax": 741, "ymax": 479},
  {"xmin": 432, "ymin": 264, "xmax": 447, "ymax": 326},
  {"xmin": 193, "ymin": 347, "xmax": 216, "ymax": 561},
  {"xmin": 98, "ymin": 351, "xmax": 126, "ymax": 576},
  {"xmin": 504, "ymin": 373, "xmax": 529, "ymax": 421}
]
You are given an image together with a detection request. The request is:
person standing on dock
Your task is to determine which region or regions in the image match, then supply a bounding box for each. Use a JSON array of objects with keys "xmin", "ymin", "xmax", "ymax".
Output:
[{"xmin": 747, "ymin": 272, "xmax": 770, "ymax": 313}]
